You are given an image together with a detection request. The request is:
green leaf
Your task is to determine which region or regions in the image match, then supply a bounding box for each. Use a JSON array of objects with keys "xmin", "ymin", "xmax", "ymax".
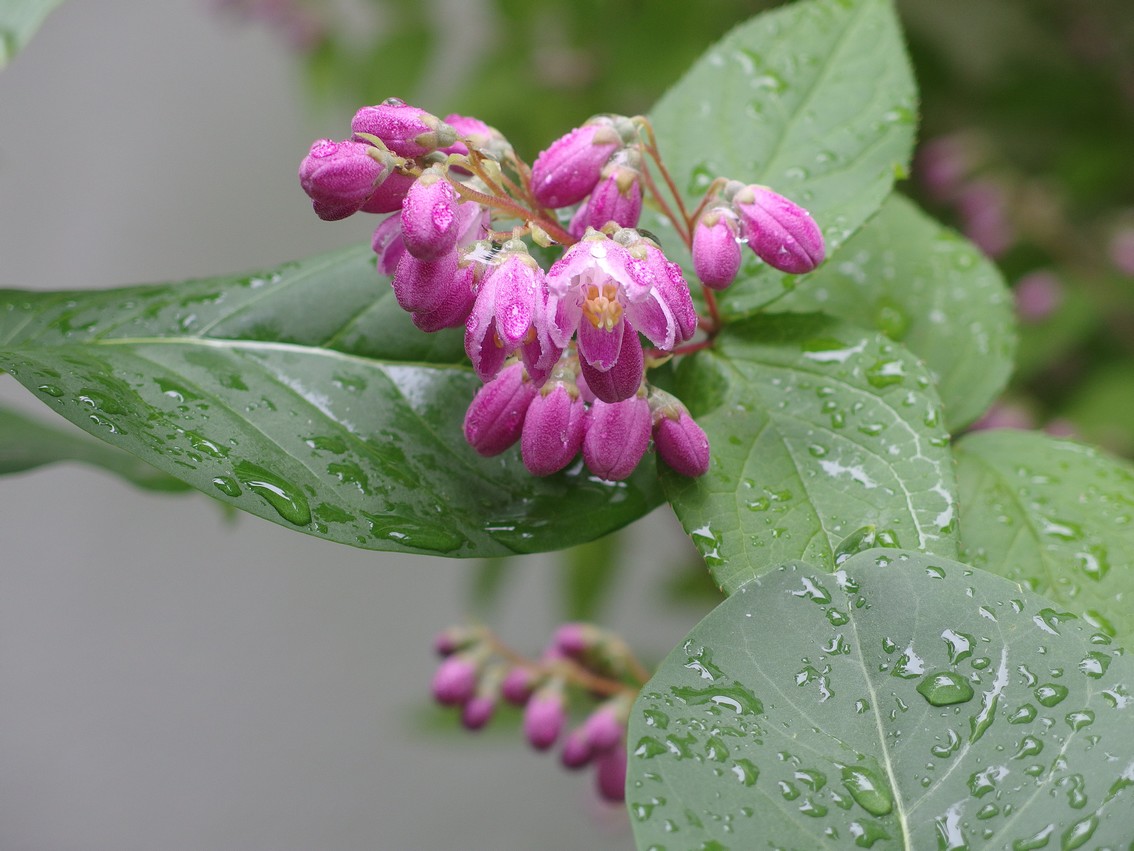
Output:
[
  {"xmin": 956, "ymin": 429, "xmax": 1134, "ymax": 640},
  {"xmin": 0, "ymin": 247, "xmax": 662, "ymax": 556},
  {"xmin": 0, "ymin": 0, "xmax": 64, "ymax": 68},
  {"xmin": 0, "ymin": 402, "xmax": 190, "ymax": 492},
  {"xmin": 628, "ymin": 550, "xmax": 1134, "ymax": 849},
  {"xmin": 662, "ymin": 314, "xmax": 957, "ymax": 593},
  {"xmin": 771, "ymin": 194, "xmax": 1016, "ymax": 431},
  {"xmin": 648, "ymin": 0, "xmax": 917, "ymax": 317}
]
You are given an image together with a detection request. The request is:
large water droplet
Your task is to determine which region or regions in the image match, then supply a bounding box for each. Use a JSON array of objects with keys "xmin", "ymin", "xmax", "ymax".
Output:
[
  {"xmin": 1060, "ymin": 813, "xmax": 1098, "ymax": 849},
  {"xmin": 917, "ymin": 671, "xmax": 974, "ymax": 706},
  {"xmin": 941, "ymin": 629, "xmax": 974, "ymax": 665},
  {"xmin": 671, "ymin": 683, "xmax": 763, "ymax": 716},
  {"xmin": 211, "ymin": 476, "xmax": 241, "ymax": 497},
  {"xmin": 1064, "ymin": 709, "xmax": 1094, "ymax": 731},
  {"xmin": 1013, "ymin": 735, "xmax": 1043, "ymax": 759},
  {"xmin": 1034, "ymin": 683, "xmax": 1069, "ymax": 707},
  {"xmin": 1008, "ymin": 703, "xmax": 1037, "ymax": 725},
  {"xmin": 840, "ymin": 765, "xmax": 893, "ymax": 816},
  {"xmin": 233, "ymin": 460, "xmax": 311, "ymax": 526}
]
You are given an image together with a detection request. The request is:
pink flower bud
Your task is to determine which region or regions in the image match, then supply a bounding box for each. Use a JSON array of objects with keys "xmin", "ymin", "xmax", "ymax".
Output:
[
  {"xmin": 523, "ymin": 686, "xmax": 567, "ymax": 750},
  {"xmin": 391, "ymin": 249, "xmax": 459, "ymax": 314},
  {"xmin": 595, "ymin": 742, "xmax": 627, "ymax": 802},
  {"xmin": 955, "ymin": 180, "xmax": 1013, "ymax": 259},
  {"xmin": 298, "ymin": 138, "xmax": 386, "ymax": 221},
  {"xmin": 359, "ymin": 170, "xmax": 415, "ymax": 214},
  {"xmin": 1014, "ymin": 271, "xmax": 1063, "ymax": 323},
  {"xmin": 732, "ymin": 185, "xmax": 825, "ymax": 274},
  {"xmin": 653, "ymin": 409, "xmax": 710, "ymax": 478},
  {"xmin": 581, "ymin": 704, "xmax": 625, "ymax": 754},
  {"xmin": 463, "ymin": 362, "xmax": 537, "ymax": 457},
  {"xmin": 692, "ymin": 208, "xmax": 743, "ymax": 290},
  {"xmin": 351, "ymin": 98, "xmax": 456, "ymax": 158},
  {"xmin": 568, "ymin": 155, "xmax": 643, "ymax": 237},
  {"xmin": 531, "ymin": 121, "xmax": 623, "ymax": 209},
  {"xmin": 411, "ymin": 262, "xmax": 476, "ymax": 332},
  {"xmin": 560, "ymin": 728, "xmax": 594, "ymax": 769},
  {"xmin": 400, "ymin": 168, "xmax": 461, "ymax": 261},
  {"xmin": 432, "ymin": 625, "xmax": 483, "ymax": 657},
  {"xmin": 577, "ymin": 328, "xmax": 643, "ymax": 404},
  {"xmin": 583, "ymin": 395, "xmax": 651, "ymax": 481},
  {"xmin": 431, "ymin": 654, "xmax": 478, "ymax": 706},
  {"xmin": 439, "ymin": 113, "xmax": 512, "ymax": 161},
  {"xmin": 521, "ymin": 381, "xmax": 587, "ymax": 476},
  {"xmin": 1110, "ymin": 227, "xmax": 1134, "ymax": 276},
  {"xmin": 501, "ymin": 667, "xmax": 536, "ymax": 706},
  {"xmin": 551, "ymin": 622, "xmax": 592, "ymax": 657},
  {"xmin": 461, "ymin": 695, "xmax": 496, "ymax": 730},
  {"xmin": 371, "ymin": 214, "xmax": 406, "ymax": 275},
  {"xmin": 970, "ymin": 401, "xmax": 1035, "ymax": 432}
]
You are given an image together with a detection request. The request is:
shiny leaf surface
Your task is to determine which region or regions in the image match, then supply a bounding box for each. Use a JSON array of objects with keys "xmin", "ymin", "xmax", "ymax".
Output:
[
  {"xmin": 773, "ymin": 194, "xmax": 1016, "ymax": 431},
  {"xmin": 628, "ymin": 550, "xmax": 1134, "ymax": 849},
  {"xmin": 648, "ymin": 0, "xmax": 917, "ymax": 317},
  {"xmin": 662, "ymin": 314, "xmax": 957, "ymax": 593},
  {"xmin": 0, "ymin": 247, "xmax": 662, "ymax": 556},
  {"xmin": 956, "ymin": 430, "xmax": 1134, "ymax": 640},
  {"xmin": 0, "ymin": 402, "xmax": 190, "ymax": 491}
]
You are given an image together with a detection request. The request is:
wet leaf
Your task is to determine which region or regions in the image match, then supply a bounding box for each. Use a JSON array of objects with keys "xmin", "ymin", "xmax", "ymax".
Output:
[
  {"xmin": 648, "ymin": 0, "xmax": 917, "ymax": 316},
  {"xmin": 0, "ymin": 402, "xmax": 191, "ymax": 492},
  {"xmin": 0, "ymin": 0, "xmax": 64, "ymax": 68},
  {"xmin": 662, "ymin": 313, "xmax": 957, "ymax": 593},
  {"xmin": 628, "ymin": 550, "xmax": 1134, "ymax": 849},
  {"xmin": 772, "ymin": 194, "xmax": 1016, "ymax": 431},
  {"xmin": 0, "ymin": 247, "xmax": 662, "ymax": 556},
  {"xmin": 956, "ymin": 430, "xmax": 1134, "ymax": 641}
]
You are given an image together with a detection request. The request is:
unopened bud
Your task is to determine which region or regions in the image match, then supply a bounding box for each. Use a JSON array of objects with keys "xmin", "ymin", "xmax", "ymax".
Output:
[
  {"xmin": 651, "ymin": 397, "xmax": 711, "ymax": 478},
  {"xmin": 595, "ymin": 742, "xmax": 627, "ymax": 802},
  {"xmin": 569, "ymin": 152, "xmax": 643, "ymax": 237},
  {"xmin": 352, "ymin": 98, "xmax": 457, "ymax": 158},
  {"xmin": 732, "ymin": 184, "xmax": 825, "ymax": 274},
  {"xmin": 583, "ymin": 395, "xmax": 652, "ymax": 481},
  {"xmin": 530, "ymin": 119, "xmax": 623, "ymax": 208},
  {"xmin": 400, "ymin": 167, "xmax": 462, "ymax": 261},
  {"xmin": 523, "ymin": 683, "xmax": 567, "ymax": 750},
  {"xmin": 298, "ymin": 138, "xmax": 386, "ymax": 221},
  {"xmin": 521, "ymin": 381, "xmax": 586, "ymax": 476},
  {"xmin": 463, "ymin": 362, "xmax": 537, "ymax": 457},
  {"xmin": 692, "ymin": 207, "xmax": 742, "ymax": 290},
  {"xmin": 501, "ymin": 666, "xmax": 537, "ymax": 706},
  {"xmin": 431, "ymin": 654, "xmax": 479, "ymax": 706},
  {"xmin": 560, "ymin": 728, "xmax": 594, "ymax": 769}
]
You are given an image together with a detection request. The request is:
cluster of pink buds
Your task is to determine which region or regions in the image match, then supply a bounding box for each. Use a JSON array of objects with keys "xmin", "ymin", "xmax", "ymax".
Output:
[
  {"xmin": 299, "ymin": 98, "xmax": 826, "ymax": 480},
  {"xmin": 430, "ymin": 623, "xmax": 651, "ymax": 803}
]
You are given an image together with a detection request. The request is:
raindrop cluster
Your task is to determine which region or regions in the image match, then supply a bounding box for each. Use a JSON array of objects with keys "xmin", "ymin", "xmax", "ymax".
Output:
[
  {"xmin": 430, "ymin": 622, "xmax": 652, "ymax": 803},
  {"xmin": 299, "ymin": 97, "xmax": 825, "ymax": 480}
]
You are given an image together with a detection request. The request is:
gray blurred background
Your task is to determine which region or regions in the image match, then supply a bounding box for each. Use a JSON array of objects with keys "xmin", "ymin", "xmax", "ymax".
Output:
[{"xmin": 0, "ymin": 3, "xmax": 705, "ymax": 848}]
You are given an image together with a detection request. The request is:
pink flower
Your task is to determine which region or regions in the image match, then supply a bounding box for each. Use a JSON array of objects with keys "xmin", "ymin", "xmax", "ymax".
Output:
[
  {"xmin": 465, "ymin": 242, "xmax": 560, "ymax": 384},
  {"xmin": 649, "ymin": 389, "xmax": 710, "ymax": 477},
  {"xmin": 545, "ymin": 229, "xmax": 695, "ymax": 374}
]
